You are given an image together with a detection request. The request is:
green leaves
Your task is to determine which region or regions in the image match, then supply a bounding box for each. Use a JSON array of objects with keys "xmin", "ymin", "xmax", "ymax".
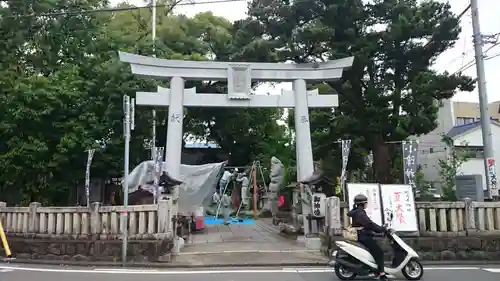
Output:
[
  {"xmin": 0, "ymin": 1, "xmax": 293, "ymax": 205},
  {"xmin": 247, "ymin": 0, "xmax": 474, "ymax": 183}
]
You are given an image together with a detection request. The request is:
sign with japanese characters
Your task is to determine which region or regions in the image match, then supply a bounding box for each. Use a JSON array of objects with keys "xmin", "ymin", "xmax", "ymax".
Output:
[
  {"xmin": 487, "ymin": 158, "xmax": 498, "ymax": 196},
  {"xmin": 347, "ymin": 183, "xmax": 383, "ymax": 226},
  {"xmin": 153, "ymin": 147, "xmax": 165, "ymax": 201},
  {"xmin": 228, "ymin": 64, "xmax": 251, "ymax": 99},
  {"xmin": 340, "ymin": 140, "xmax": 351, "ymax": 200},
  {"xmin": 312, "ymin": 192, "xmax": 326, "ymax": 217},
  {"xmin": 402, "ymin": 140, "xmax": 418, "ymax": 191},
  {"xmin": 85, "ymin": 149, "xmax": 95, "ymax": 207},
  {"xmin": 380, "ymin": 184, "xmax": 418, "ymax": 232},
  {"xmin": 170, "ymin": 113, "xmax": 182, "ymax": 124},
  {"xmin": 326, "ymin": 196, "xmax": 341, "ymax": 230}
]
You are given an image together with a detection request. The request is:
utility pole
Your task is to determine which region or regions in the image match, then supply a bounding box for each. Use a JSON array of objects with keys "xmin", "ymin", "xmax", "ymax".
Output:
[
  {"xmin": 151, "ymin": 0, "xmax": 157, "ymax": 160},
  {"xmin": 470, "ymin": 0, "xmax": 498, "ymax": 199}
]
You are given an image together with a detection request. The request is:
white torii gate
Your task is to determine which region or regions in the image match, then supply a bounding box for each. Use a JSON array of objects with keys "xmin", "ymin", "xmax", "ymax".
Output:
[{"xmin": 119, "ymin": 51, "xmax": 353, "ymax": 234}]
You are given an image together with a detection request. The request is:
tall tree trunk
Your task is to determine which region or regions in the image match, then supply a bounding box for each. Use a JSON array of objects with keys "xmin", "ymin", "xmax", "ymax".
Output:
[{"xmin": 372, "ymin": 137, "xmax": 392, "ymax": 184}]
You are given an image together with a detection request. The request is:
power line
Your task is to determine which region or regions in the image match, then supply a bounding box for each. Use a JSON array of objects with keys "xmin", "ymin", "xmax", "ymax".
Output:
[
  {"xmin": 486, "ymin": 52, "xmax": 500, "ymax": 61},
  {"xmin": 457, "ymin": 3, "xmax": 472, "ymax": 19},
  {"xmin": 451, "ymin": 41, "xmax": 500, "ymax": 75},
  {"xmin": 4, "ymin": 0, "xmax": 246, "ymax": 19},
  {"xmin": 459, "ymin": 5, "xmax": 472, "ymax": 70}
]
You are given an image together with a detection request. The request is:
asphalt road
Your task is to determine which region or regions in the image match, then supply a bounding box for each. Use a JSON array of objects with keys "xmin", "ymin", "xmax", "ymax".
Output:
[{"xmin": 0, "ymin": 264, "xmax": 499, "ymax": 281}]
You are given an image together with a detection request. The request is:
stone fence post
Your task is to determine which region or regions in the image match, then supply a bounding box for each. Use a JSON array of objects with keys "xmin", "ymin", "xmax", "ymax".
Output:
[
  {"xmin": 90, "ymin": 202, "xmax": 101, "ymax": 235},
  {"xmin": 157, "ymin": 197, "xmax": 172, "ymax": 236},
  {"xmin": 0, "ymin": 202, "xmax": 6, "ymax": 227},
  {"xmin": 463, "ymin": 198, "xmax": 476, "ymax": 235},
  {"xmin": 28, "ymin": 202, "xmax": 41, "ymax": 233},
  {"xmin": 326, "ymin": 196, "xmax": 342, "ymax": 236}
]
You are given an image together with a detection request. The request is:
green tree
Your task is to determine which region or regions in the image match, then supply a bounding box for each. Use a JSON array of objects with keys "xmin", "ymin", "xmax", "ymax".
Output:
[
  {"xmin": 0, "ymin": 1, "xmax": 292, "ymax": 205},
  {"xmin": 438, "ymin": 135, "xmax": 472, "ymax": 201},
  {"xmin": 0, "ymin": 0, "xmax": 121, "ymax": 205},
  {"xmin": 245, "ymin": 0, "xmax": 475, "ymax": 183}
]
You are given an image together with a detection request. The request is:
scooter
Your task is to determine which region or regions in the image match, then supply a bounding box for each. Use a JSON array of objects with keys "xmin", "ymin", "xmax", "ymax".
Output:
[{"xmin": 330, "ymin": 214, "xmax": 424, "ymax": 280}]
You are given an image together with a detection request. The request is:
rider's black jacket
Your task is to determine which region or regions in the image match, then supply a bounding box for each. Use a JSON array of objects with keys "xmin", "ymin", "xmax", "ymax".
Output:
[{"xmin": 347, "ymin": 207, "xmax": 386, "ymax": 239}]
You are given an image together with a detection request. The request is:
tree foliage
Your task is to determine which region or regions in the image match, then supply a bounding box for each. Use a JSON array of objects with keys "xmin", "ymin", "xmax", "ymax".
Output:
[
  {"xmin": 245, "ymin": 0, "xmax": 474, "ymax": 182},
  {"xmin": 438, "ymin": 136, "xmax": 472, "ymax": 201},
  {"xmin": 0, "ymin": 0, "xmax": 290, "ymax": 205},
  {"xmin": 1, "ymin": 0, "xmax": 477, "ymax": 205}
]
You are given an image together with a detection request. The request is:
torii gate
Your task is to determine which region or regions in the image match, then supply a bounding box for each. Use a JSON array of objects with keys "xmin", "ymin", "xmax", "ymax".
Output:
[{"xmin": 119, "ymin": 51, "xmax": 353, "ymax": 234}]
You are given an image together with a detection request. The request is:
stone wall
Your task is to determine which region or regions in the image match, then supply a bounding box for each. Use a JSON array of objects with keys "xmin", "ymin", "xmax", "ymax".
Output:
[
  {"xmin": 5, "ymin": 234, "xmax": 174, "ymax": 262},
  {"xmin": 320, "ymin": 234, "xmax": 500, "ymax": 261}
]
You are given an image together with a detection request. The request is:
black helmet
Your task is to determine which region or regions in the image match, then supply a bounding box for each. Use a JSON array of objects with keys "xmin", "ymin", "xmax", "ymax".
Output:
[{"xmin": 354, "ymin": 194, "xmax": 368, "ymax": 204}]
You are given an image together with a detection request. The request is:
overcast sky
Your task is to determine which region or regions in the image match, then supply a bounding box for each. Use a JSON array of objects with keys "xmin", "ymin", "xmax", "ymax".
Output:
[{"xmin": 116, "ymin": 0, "xmax": 500, "ymax": 103}]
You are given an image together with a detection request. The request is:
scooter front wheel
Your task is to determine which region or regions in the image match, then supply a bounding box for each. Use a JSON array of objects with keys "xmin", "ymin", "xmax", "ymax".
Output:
[
  {"xmin": 402, "ymin": 259, "xmax": 424, "ymax": 280},
  {"xmin": 334, "ymin": 263, "xmax": 357, "ymax": 280}
]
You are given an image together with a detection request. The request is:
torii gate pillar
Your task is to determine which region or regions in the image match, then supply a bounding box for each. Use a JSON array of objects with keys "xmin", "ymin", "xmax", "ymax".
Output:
[
  {"xmin": 119, "ymin": 52, "xmax": 354, "ymax": 235},
  {"xmin": 292, "ymin": 79, "xmax": 314, "ymax": 182}
]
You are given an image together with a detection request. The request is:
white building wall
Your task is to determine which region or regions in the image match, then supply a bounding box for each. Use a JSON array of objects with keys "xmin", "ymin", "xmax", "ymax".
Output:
[
  {"xmin": 454, "ymin": 124, "xmax": 500, "ymax": 190},
  {"xmin": 417, "ymin": 99, "xmax": 455, "ymax": 183}
]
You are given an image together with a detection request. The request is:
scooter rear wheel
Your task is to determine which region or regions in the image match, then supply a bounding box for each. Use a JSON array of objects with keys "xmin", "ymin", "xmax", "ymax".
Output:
[
  {"xmin": 401, "ymin": 259, "xmax": 424, "ymax": 280},
  {"xmin": 334, "ymin": 263, "xmax": 357, "ymax": 280}
]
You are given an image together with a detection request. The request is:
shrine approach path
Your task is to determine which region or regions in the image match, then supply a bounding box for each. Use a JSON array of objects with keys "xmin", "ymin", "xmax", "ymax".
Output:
[{"xmin": 171, "ymin": 220, "xmax": 328, "ymax": 267}]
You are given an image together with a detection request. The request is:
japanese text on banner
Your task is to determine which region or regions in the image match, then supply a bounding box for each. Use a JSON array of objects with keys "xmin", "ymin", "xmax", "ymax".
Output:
[
  {"xmin": 365, "ymin": 187, "xmax": 379, "ymax": 217},
  {"xmin": 393, "ymin": 190, "xmax": 411, "ymax": 225}
]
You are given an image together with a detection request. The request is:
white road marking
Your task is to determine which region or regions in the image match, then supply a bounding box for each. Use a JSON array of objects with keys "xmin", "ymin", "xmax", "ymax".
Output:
[
  {"xmin": 0, "ymin": 268, "xmax": 14, "ymax": 272},
  {"xmin": 179, "ymin": 249, "xmax": 317, "ymax": 255},
  {"xmin": 484, "ymin": 268, "xmax": 500, "ymax": 273},
  {"xmin": 0, "ymin": 265, "xmax": 496, "ymax": 275},
  {"xmin": 424, "ymin": 267, "xmax": 480, "ymax": 270},
  {"xmin": 94, "ymin": 268, "xmax": 160, "ymax": 272}
]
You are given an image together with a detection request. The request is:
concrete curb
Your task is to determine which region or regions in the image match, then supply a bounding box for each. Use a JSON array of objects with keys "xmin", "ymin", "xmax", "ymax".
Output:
[
  {"xmin": 4, "ymin": 259, "xmax": 327, "ymax": 268},
  {"xmin": 4, "ymin": 258, "xmax": 500, "ymax": 269}
]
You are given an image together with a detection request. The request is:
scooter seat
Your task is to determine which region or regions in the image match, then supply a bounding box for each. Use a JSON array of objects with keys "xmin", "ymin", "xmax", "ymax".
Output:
[{"xmin": 344, "ymin": 240, "xmax": 369, "ymax": 251}]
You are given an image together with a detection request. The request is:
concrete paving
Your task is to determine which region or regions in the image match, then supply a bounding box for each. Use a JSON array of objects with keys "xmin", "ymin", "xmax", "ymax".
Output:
[
  {"xmin": 0, "ymin": 264, "xmax": 498, "ymax": 281},
  {"xmin": 176, "ymin": 222, "xmax": 327, "ymax": 266}
]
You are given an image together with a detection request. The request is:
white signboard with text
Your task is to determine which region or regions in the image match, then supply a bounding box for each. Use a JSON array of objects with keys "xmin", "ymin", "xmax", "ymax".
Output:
[
  {"xmin": 380, "ymin": 184, "xmax": 418, "ymax": 232},
  {"xmin": 347, "ymin": 183, "xmax": 383, "ymax": 226}
]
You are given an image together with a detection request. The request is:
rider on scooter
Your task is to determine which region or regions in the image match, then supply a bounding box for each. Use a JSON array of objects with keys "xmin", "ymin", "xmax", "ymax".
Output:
[{"xmin": 348, "ymin": 194, "xmax": 389, "ymax": 280}]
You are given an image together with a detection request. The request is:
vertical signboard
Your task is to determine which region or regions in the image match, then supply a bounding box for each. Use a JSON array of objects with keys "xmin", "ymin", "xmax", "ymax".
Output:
[
  {"xmin": 153, "ymin": 147, "xmax": 164, "ymax": 203},
  {"xmin": 340, "ymin": 139, "xmax": 351, "ymax": 200},
  {"xmin": 380, "ymin": 184, "xmax": 418, "ymax": 232},
  {"xmin": 312, "ymin": 192, "xmax": 326, "ymax": 217},
  {"xmin": 85, "ymin": 149, "xmax": 95, "ymax": 207},
  {"xmin": 487, "ymin": 158, "xmax": 498, "ymax": 197},
  {"xmin": 347, "ymin": 183, "xmax": 383, "ymax": 226},
  {"xmin": 402, "ymin": 140, "xmax": 418, "ymax": 190}
]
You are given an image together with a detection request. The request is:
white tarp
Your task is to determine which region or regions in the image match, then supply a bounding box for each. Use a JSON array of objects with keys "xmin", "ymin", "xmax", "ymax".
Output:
[{"xmin": 125, "ymin": 160, "xmax": 225, "ymax": 213}]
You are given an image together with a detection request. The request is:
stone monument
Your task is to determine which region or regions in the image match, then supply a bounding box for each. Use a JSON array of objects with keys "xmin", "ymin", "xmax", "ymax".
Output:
[{"xmin": 268, "ymin": 156, "xmax": 285, "ymax": 222}]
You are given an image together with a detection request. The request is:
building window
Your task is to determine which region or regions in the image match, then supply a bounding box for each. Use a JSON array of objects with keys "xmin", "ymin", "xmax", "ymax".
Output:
[
  {"xmin": 473, "ymin": 117, "xmax": 498, "ymax": 122},
  {"xmin": 460, "ymin": 146, "xmax": 484, "ymax": 158},
  {"xmin": 429, "ymin": 148, "xmax": 434, "ymax": 153},
  {"xmin": 456, "ymin": 117, "xmax": 475, "ymax": 125}
]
